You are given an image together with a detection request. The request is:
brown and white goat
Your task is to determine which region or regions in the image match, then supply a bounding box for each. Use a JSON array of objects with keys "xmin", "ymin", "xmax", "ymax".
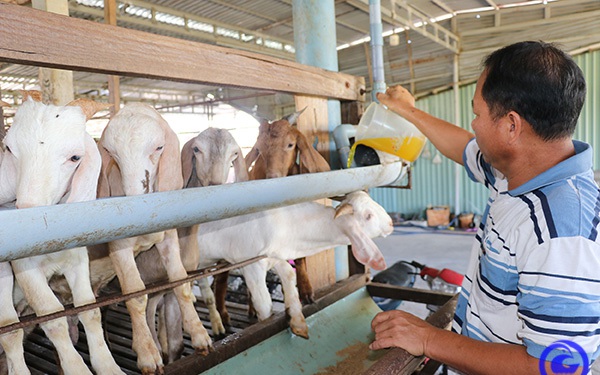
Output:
[
  {"xmin": 88, "ymin": 103, "xmax": 212, "ymax": 374},
  {"xmin": 0, "ymin": 94, "xmax": 123, "ymax": 375}
]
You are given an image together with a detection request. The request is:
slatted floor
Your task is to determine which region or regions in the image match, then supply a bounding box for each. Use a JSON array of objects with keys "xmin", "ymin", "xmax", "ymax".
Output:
[{"xmin": 22, "ymin": 278, "xmax": 284, "ymax": 374}]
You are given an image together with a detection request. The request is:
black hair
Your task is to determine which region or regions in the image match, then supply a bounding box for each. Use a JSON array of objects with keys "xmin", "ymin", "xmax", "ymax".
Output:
[{"xmin": 482, "ymin": 41, "xmax": 586, "ymax": 140}]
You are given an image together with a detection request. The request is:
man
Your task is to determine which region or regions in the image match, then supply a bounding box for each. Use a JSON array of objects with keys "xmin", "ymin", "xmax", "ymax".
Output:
[{"xmin": 370, "ymin": 41, "xmax": 600, "ymax": 374}]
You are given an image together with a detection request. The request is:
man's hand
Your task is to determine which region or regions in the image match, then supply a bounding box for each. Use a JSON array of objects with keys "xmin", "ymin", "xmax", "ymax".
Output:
[
  {"xmin": 376, "ymin": 85, "xmax": 416, "ymax": 115},
  {"xmin": 370, "ymin": 310, "xmax": 438, "ymax": 357}
]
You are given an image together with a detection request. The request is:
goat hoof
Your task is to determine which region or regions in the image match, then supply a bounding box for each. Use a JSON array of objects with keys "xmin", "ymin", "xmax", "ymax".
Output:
[
  {"xmin": 291, "ymin": 326, "xmax": 309, "ymax": 340},
  {"xmin": 194, "ymin": 346, "xmax": 211, "ymax": 356},
  {"xmin": 141, "ymin": 366, "xmax": 163, "ymax": 375},
  {"xmin": 301, "ymin": 293, "xmax": 315, "ymax": 305}
]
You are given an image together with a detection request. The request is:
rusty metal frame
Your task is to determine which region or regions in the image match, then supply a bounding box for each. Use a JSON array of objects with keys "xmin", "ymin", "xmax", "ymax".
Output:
[{"xmin": 0, "ymin": 256, "xmax": 266, "ymax": 335}]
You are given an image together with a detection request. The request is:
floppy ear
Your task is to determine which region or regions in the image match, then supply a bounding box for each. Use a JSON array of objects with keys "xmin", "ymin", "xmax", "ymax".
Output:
[
  {"xmin": 96, "ymin": 138, "xmax": 115, "ymax": 198},
  {"xmin": 245, "ymin": 145, "xmax": 260, "ymax": 171},
  {"xmin": 180, "ymin": 137, "xmax": 197, "ymax": 188},
  {"xmin": 66, "ymin": 134, "xmax": 102, "ymax": 203},
  {"xmin": 66, "ymin": 98, "xmax": 112, "ymax": 121},
  {"xmin": 294, "ymin": 129, "xmax": 330, "ymax": 173},
  {"xmin": 157, "ymin": 121, "xmax": 183, "ymax": 192},
  {"xmin": 233, "ymin": 145, "xmax": 249, "ymax": 182}
]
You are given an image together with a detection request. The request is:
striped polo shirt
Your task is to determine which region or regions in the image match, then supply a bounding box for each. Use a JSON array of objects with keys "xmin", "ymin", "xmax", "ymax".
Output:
[{"xmin": 453, "ymin": 139, "xmax": 600, "ymax": 363}]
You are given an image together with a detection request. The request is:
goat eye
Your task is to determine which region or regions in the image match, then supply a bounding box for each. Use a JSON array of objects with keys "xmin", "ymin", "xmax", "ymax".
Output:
[
  {"xmin": 70, "ymin": 155, "xmax": 81, "ymax": 162},
  {"xmin": 156, "ymin": 145, "xmax": 164, "ymax": 151},
  {"xmin": 5, "ymin": 146, "xmax": 11, "ymax": 153},
  {"xmin": 193, "ymin": 146, "xmax": 200, "ymax": 153},
  {"xmin": 366, "ymin": 213, "xmax": 373, "ymax": 221},
  {"xmin": 287, "ymin": 143, "xmax": 295, "ymax": 149}
]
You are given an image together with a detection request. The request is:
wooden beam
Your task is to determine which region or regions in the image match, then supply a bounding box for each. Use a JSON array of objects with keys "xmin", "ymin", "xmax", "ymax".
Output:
[
  {"xmin": 32, "ymin": 0, "xmax": 74, "ymax": 105},
  {"xmin": 294, "ymin": 95, "xmax": 336, "ymax": 291},
  {"xmin": 0, "ymin": 3, "xmax": 365, "ymax": 101},
  {"xmin": 362, "ymin": 294, "xmax": 458, "ymax": 375},
  {"xmin": 104, "ymin": 0, "xmax": 120, "ymax": 116}
]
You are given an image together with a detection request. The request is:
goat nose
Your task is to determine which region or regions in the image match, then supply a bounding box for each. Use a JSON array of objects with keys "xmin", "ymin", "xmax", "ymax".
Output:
[{"xmin": 15, "ymin": 201, "xmax": 34, "ymax": 209}]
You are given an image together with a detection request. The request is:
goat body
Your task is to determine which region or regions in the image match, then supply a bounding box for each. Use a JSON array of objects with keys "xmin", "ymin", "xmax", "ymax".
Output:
[
  {"xmin": 198, "ymin": 191, "xmax": 390, "ymax": 338},
  {"xmin": 0, "ymin": 97, "xmax": 123, "ymax": 375},
  {"xmin": 124, "ymin": 127, "xmax": 247, "ymax": 363},
  {"xmin": 94, "ymin": 103, "xmax": 212, "ymax": 374}
]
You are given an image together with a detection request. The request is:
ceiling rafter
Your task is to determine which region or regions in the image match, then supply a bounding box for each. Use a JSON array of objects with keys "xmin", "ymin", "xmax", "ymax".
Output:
[{"xmin": 346, "ymin": 0, "xmax": 459, "ymax": 53}]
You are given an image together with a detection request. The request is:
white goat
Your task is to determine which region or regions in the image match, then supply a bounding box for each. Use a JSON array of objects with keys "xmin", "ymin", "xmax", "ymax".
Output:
[
  {"xmin": 134, "ymin": 190, "xmax": 390, "ymax": 357},
  {"xmin": 91, "ymin": 103, "xmax": 212, "ymax": 374},
  {"xmin": 103, "ymin": 127, "xmax": 248, "ymax": 363},
  {"xmin": 0, "ymin": 95, "xmax": 123, "ymax": 375},
  {"xmin": 195, "ymin": 191, "xmax": 390, "ymax": 338},
  {"xmin": 215, "ymin": 109, "xmax": 331, "ymax": 324}
]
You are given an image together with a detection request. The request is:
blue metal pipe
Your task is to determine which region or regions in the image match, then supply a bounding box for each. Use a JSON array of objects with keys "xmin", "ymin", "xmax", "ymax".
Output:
[
  {"xmin": 333, "ymin": 124, "xmax": 357, "ymax": 169},
  {"xmin": 369, "ymin": 0, "xmax": 386, "ymax": 101},
  {"xmin": 292, "ymin": 0, "xmax": 342, "ymax": 170},
  {"xmin": 0, "ymin": 163, "xmax": 405, "ymax": 262},
  {"xmin": 292, "ymin": 0, "xmax": 347, "ymax": 279}
]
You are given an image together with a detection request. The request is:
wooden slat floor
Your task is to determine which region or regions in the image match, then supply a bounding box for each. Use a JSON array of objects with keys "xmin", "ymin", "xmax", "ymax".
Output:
[{"xmin": 22, "ymin": 284, "xmax": 284, "ymax": 374}]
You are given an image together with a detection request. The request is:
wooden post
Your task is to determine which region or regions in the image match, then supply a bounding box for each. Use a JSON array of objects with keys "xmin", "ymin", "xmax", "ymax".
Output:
[
  {"xmin": 104, "ymin": 0, "xmax": 120, "ymax": 116},
  {"xmin": 32, "ymin": 0, "xmax": 74, "ymax": 105},
  {"xmin": 294, "ymin": 95, "xmax": 336, "ymax": 291}
]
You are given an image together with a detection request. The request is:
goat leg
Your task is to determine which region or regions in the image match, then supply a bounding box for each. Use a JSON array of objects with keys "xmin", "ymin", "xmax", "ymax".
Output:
[
  {"xmin": 294, "ymin": 257, "xmax": 315, "ymax": 304},
  {"xmin": 213, "ymin": 271, "xmax": 231, "ymax": 326}
]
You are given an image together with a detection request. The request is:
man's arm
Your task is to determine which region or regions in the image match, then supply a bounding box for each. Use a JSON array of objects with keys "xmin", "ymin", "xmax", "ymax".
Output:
[
  {"xmin": 370, "ymin": 310, "xmax": 541, "ymax": 375},
  {"xmin": 376, "ymin": 86, "xmax": 474, "ymax": 165}
]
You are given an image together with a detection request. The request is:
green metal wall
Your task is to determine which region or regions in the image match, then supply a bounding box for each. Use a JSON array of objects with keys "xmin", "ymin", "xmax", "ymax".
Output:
[{"xmin": 371, "ymin": 49, "xmax": 600, "ymax": 219}]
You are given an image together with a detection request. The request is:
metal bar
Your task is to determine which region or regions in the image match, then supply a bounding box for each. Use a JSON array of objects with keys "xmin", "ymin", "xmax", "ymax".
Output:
[
  {"xmin": 0, "ymin": 256, "xmax": 266, "ymax": 335},
  {"xmin": 362, "ymin": 294, "xmax": 458, "ymax": 375},
  {"xmin": 165, "ymin": 273, "xmax": 370, "ymax": 375},
  {"xmin": 0, "ymin": 162, "xmax": 404, "ymax": 261},
  {"xmin": 369, "ymin": 0, "xmax": 386, "ymax": 100},
  {"xmin": 367, "ymin": 282, "xmax": 455, "ymax": 305}
]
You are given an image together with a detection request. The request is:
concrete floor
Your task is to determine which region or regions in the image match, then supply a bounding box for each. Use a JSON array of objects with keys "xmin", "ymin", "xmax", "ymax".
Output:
[{"xmin": 371, "ymin": 224, "xmax": 475, "ymax": 319}]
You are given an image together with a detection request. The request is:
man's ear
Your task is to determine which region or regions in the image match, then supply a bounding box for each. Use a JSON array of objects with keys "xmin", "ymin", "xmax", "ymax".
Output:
[{"xmin": 505, "ymin": 111, "xmax": 523, "ymax": 145}]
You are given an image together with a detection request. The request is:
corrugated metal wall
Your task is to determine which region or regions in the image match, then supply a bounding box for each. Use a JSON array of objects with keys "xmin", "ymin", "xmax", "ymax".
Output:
[{"xmin": 370, "ymin": 49, "xmax": 600, "ymax": 219}]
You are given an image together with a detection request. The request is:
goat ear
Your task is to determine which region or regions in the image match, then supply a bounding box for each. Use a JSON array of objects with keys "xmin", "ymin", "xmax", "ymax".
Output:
[
  {"xmin": 0, "ymin": 152, "xmax": 17, "ymax": 204},
  {"xmin": 294, "ymin": 129, "xmax": 330, "ymax": 173},
  {"xmin": 19, "ymin": 90, "xmax": 43, "ymax": 103},
  {"xmin": 96, "ymin": 139, "xmax": 114, "ymax": 198},
  {"xmin": 157, "ymin": 121, "xmax": 183, "ymax": 192},
  {"xmin": 66, "ymin": 134, "xmax": 101, "ymax": 203},
  {"xmin": 233, "ymin": 145, "xmax": 249, "ymax": 182},
  {"xmin": 244, "ymin": 145, "xmax": 260, "ymax": 171},
  {"xmin": 0, "ymin": 100, "xmax": 10, "ymax": 108},
  {"xmin": 180, "ymin": 137, "xmax": 196, "ymax": 188},
  {"xmin": 66, "ymin": 99, "xmax": 112, "ymax": 121},
  {"xmin": 334, "ymin": 202, "xmax": 354, "ymax": 219}
]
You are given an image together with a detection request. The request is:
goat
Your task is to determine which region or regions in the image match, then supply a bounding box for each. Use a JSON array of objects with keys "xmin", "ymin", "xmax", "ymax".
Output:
[
  {"xmin": 133, "ymin": 191, "xmax": 390, "ymax": 352},
  {"xmin": 0, "ymin": 94, "xmax": 123, "ymax": 375},
  {"xmin": 89, "ymin": 103, "xmax": 212, "ymax": 375},
  {"xmin": 221, "ymin": 108, "xmax": 330, "ymax": 320},
  {"xmin": 102, "ymin": 127, "xmax": 248, "ymax": 363},
  {"xmin": 196, "ymin": 190, "xmax": 390, "ymax": 339}
]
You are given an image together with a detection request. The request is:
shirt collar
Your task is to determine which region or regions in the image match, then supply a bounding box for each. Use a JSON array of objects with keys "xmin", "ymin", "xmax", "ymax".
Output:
[{"xmin": 508, "ymin": 140, "xmax": 593, "ymax": 197}]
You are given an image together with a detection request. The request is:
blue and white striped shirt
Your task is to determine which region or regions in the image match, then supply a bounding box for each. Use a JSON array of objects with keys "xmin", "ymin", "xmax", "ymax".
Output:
[{"xmin": 453, "ymin": 139, "xmax": 600, "ymax": 362}]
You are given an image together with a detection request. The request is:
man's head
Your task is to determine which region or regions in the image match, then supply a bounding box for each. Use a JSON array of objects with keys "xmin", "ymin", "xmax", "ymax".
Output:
[{"xmin": 481, "ymin": 41, "xmax": 586, "ymax": 141}]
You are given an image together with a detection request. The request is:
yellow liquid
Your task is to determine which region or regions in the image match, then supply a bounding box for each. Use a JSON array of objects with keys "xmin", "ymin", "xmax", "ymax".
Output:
[{"xmin": 347, "ymin": 136, "xmax": 426, "ymax": 168}]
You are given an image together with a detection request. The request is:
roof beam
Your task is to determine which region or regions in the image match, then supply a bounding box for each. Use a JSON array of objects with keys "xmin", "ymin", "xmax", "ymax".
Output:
[
  {"xmin": 345, "ymin": 0, "xmax": 459, "ymax": 53},
  {"xmin": 69, "ymin": 0, "xmax": 296, "ymax": 59}
]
